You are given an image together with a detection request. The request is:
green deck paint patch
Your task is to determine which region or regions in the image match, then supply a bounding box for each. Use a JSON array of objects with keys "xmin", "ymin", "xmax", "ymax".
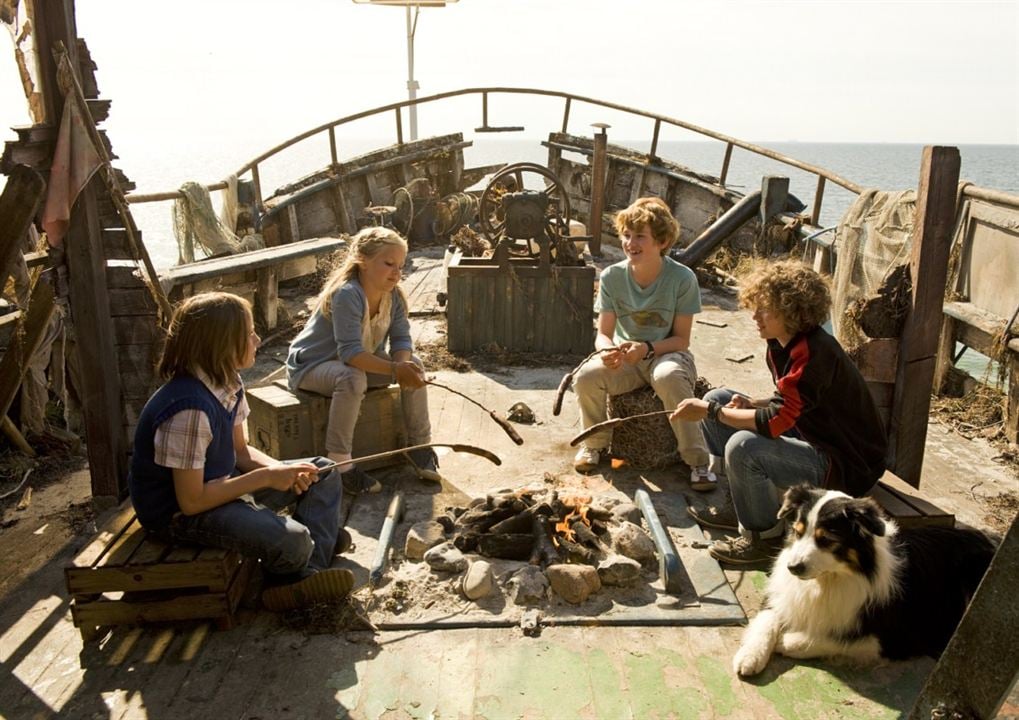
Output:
[
  {"xmin": 474, "ymin": 643, "xmax": 599, "ymax": 718},
  {"xmin": 587, "ymin": 648, "xmax": 631, "ymax": 720},
  {"xmin": 625, "ymin": 650, "xmax": 707, "ymax": 720},
  {"xmin": 750, "ymin": 570, "xmax": 768, "ymax": 594},
  {"xmin": 695, "ymin": 656, "xmax": 737, "ymax": 716},
  {"xmin": 756, "ymin": 664, "xmax": 900, "ymax": 720}
]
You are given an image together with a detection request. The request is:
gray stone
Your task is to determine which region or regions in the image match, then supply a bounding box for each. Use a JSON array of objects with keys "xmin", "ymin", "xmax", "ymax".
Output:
[
  {"xmin": 547, "ymin": 563, "xmax": 601, "ymax": 604},
  {"xmin": 462, "ymin": 559, "xmax": 495, "ymax": 600},
  {"xmin": 597, "ymin": 554, "xmax": 642, "ymax": 586},
  {"xmin": 423, "ymin": 542, "xmax": 468, "ymax": 573},
  {"xmin": 405, "ymin": 521, "xmax": 446, "ymax": 560},
  {"xmin": 610, "ymin": 502, "xmax": 643, "ymax": 525},
  {"xmin": 612, "ymin": 521, "xmax": 657, "ymax": 564},
  {"xmin": 508, "ymin": 565, "xmax": 549, "ymax": 606}
]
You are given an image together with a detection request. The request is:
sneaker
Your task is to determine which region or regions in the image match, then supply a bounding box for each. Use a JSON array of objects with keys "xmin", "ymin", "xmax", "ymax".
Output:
[
  {"xmin": 687, "ymin": 502, "xmax": 739, "ymax": 531},
  {"xmin": 689, "ymin": 465, "xmax": 718, "ymax": 492},
  {"xmin": 334, "ymin": 527, "xmax": 353, "ymax": 556},
  {"xmin": 261, "ymin": 568, "xmax": 355, "ymax": 611},
  {"xmin": 407, "ymin": 448, "xmax": 442, "ymax": 483},
  {"xmin": 708, "ymin": 534, "xmax": 783, "ymax": 566},
  {"xmin": 573, "ymin": 446, "xmax": 601, "ymax": 473},
  {"xmin": 342, "ymin": 466, "xmax": 382, "ymax": 494}
]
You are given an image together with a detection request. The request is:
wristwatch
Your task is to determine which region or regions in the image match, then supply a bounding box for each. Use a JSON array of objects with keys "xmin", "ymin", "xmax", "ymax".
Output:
[{"xmin": 643, "ymin": 341, "xmax": 655, "ymax": 360}]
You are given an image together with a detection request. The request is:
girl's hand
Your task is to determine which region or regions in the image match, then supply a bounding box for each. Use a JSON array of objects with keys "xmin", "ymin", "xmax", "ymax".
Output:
[
  {"xmin": 670, "ymin": 398, "xmax": 709, "ymax": 422},
  {"xmin": 266, "ymin": 462, "xmax": 319, "ymax": 494},
  {"xmin": 394, "ymin": 360, "xmax": 426, "ymax": 389}
]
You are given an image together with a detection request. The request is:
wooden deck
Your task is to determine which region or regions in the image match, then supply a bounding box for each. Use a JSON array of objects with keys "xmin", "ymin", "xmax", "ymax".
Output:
[{"xmin": 1, "ymin": 252, "xmax": 1016, "ymax": 719}]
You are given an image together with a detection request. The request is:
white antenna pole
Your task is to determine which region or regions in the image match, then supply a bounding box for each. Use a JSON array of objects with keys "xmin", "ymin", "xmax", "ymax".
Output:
[{"xmin": 406, "ymin": 5, "xmax": 419, "ymax": 141}]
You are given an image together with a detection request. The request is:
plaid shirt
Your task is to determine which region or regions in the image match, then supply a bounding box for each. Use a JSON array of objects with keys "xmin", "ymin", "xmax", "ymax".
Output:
[{"xmin": 153, "ymin": 371, "xmax": 250, "ymax": 474}]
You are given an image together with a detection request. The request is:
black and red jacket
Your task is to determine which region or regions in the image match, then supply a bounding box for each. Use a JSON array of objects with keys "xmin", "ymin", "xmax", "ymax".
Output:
[{"xmin": 755, "ymin": 325, "xmax": 887, "ymax": 496}]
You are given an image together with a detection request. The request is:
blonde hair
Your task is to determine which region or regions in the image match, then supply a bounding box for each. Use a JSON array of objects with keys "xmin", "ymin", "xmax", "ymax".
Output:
[
  {"xmin": 159, "ymin": 292, "xmax": 252, "ymax": 387},
  {"xmin": 314, "ymin": 227, "xmax": 409, "ymax": 317},
  {"xmin": 613, "ymin": 196, "xmax": 680, "ymax": 256},
  {"xmin": 739, "ymin": 260, "xmax": 831, "ymax": 334}
]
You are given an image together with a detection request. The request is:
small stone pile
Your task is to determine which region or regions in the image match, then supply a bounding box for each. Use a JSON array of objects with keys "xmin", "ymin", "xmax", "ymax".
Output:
[{"xmin": 402, "ymin": 488, "xmax": 659, "ymax": 606}]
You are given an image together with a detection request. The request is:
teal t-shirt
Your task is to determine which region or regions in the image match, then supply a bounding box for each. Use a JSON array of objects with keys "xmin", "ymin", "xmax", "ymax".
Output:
[{"xmin": 595, "ymin": 256, "xmax": 701, "ymax": 343}]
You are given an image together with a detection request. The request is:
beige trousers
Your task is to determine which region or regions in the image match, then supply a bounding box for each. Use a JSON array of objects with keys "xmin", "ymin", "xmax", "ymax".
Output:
[{"xmin": 573, "ymin": 350, "xmax": 708, "ymax": 467}]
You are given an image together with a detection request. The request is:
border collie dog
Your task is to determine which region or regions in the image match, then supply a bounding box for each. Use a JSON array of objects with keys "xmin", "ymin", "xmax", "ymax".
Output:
[{"xmin": 733, "ymin": 485, "xmax": 995, "ymax": 677}]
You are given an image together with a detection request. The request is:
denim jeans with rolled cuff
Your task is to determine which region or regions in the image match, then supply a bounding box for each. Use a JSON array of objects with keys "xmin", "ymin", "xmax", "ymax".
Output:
[
  {"xmin": 699, "ymin": 387, "xmax": 829, "ymax": 533},
  {"xmin": 164, "ymin": 456, "xmax": 342, "ymax": 584}
]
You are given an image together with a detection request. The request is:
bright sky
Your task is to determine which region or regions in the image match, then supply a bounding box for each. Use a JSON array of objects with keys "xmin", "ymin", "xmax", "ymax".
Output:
[{"xmin": 2, "ymin": 0, "xmax": 1017, "ymax": 183}]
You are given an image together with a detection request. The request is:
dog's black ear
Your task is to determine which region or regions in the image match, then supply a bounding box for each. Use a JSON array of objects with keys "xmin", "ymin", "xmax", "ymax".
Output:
[
  {"xmin": 846, "ymin": 498, "xmax": 886, "ymax": 537},
  {"xmin": 777, "ymin": 484, "xmax": 813, "ymax": 521}
]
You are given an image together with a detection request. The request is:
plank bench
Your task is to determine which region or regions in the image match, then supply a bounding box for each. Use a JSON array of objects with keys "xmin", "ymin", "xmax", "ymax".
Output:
[
  {"xmin": 868, "ymin": 470, "xmax": 954, "ymax": 529},
  {"xmin": 65, "ymin": 502, "xmax": 255, "ymax": 642},
  {"xmin": 158, "ymin": 236, "xmax": 348, "ymax": 331}
]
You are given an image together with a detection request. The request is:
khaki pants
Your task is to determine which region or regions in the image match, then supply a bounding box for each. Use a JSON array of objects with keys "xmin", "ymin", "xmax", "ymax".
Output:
[
  {"xmin": 296, "ymin": 352, "xmax": 431, "ymax": 455},
  {"xmin": 573, "ymin": 350, "xmax": 708, "ymax": 467}
]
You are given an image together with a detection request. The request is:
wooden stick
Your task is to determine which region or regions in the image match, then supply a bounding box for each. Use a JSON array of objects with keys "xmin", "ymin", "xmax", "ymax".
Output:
[
  {"xmin": 569, "ymin": 410, "xmax": 672, "ymax": 447},
  {"xmin": 552, "ymin": 347, "xmax": 614, "ymax": 416},
  {"xmin": 315, "ymin": 442, "xmax": 501, "ymax": 474},
  {"xmin": 426, "ymin": 380, "xmax": 524, "ymax": 445}
]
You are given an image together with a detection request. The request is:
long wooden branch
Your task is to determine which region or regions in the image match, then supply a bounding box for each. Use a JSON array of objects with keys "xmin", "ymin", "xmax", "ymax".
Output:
[
  {"xmin": 315, "ymin": 442, "xmax": 501, "ymax": 474},
  {"xmin": 552, "ymin": 347, "xmax": 613, "ymax": 416},
  {"xmin": 569, "ymin": 410, "xmax": 672, "ymax": 447},
  {"xmin": 426, "ymin": 380, "xmax": 524, "ymax": 445}
]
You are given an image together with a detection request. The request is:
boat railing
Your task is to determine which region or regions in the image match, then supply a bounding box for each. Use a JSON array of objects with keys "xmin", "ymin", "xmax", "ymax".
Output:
[{"xmin": 125, "ymin": 87, "xmax": 863, "ymax": 226}]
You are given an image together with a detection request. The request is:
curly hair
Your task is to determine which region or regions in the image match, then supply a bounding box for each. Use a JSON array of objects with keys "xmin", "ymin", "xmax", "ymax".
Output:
[
  {"xmin": 314, "ymin": 226, "xmax": 409, "ymax": 317},
  {"xmin": 159, "ymin": 292, "xmax": 252, "ymax": 387},
  {"xmin": 613, "ymin": 196, "xmax": 680, "ymax": 256},
  {"xmin": 739, "ymin": 260, "xmax": 831, "ymax": 334}
]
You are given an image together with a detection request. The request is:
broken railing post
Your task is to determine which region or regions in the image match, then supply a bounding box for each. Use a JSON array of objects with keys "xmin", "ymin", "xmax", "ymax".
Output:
[{"xmin": 589, "ymin": 123, "xmax": 609, "ymax": 257}]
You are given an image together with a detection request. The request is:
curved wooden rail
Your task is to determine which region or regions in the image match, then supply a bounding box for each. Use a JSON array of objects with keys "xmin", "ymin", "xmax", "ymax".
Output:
[{"xmin": 127, "ymin": 87, "xmax": 867, "ymax": 215}]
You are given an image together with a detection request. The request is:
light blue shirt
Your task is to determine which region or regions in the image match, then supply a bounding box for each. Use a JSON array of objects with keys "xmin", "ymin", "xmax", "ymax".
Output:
[
  {"xmin": 285, "ymin": 279, "xmax": 412, "ymax": 391},
  {"xmin": 595, "ymin": 256, "xmax": 701, "ymax": 343}
]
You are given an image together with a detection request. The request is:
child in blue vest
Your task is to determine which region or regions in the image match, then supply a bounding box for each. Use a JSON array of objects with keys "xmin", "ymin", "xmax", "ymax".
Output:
[{"xmin": 128, "ymin": 292, "xmax": 353, "ymax": 611}]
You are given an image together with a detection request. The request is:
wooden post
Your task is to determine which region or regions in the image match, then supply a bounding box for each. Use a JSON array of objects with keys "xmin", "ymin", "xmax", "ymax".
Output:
[
  {"xmin": 32, "ymin": 0, "xmax": 78, "ymax": 124},
  {"xmin": 66, "ymin": 176, "xmax": 128, "ymax": 499},
  {"xmin": 888, "ymin": 146, "xmax": 960, "ymax": 487},
  {"xmin": 589, "ymin": 123, "xmax": 609, "ymax": 257},
  {"xmin": 0, "ymin": 165, "xmax": 45, "ymax": 291}
]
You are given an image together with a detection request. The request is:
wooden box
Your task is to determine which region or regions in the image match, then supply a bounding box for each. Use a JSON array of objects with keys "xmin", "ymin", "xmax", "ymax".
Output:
[
  {"xmin": 65, "ymin": 504, "xmax": 254, "ymax": 641},
  {"xmin": 446, "ymin": 253, "xmax": 595, "ymax": 354},
  {"xmin": 246, "ymin": 380, "xmax": 405, "ymax": 468}
]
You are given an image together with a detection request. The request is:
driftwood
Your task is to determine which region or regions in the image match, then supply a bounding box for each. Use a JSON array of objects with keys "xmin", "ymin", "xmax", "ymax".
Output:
[
  {"xmin": 488, "ymin": 502, "xmax": 551, "ymax": 535},
  {"xmin": 478, "ymin": 533, "xmax": 533, "ymax": 561},
  {"xmin": 529, "ymin": 513, "xmax": 562, "ymax": 566}
]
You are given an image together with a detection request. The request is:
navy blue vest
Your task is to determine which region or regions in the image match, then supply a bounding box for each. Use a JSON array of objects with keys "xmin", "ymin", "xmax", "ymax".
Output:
[{"xmin": 128, "ymin": 375, "xmax": 241, "ymax": 529}]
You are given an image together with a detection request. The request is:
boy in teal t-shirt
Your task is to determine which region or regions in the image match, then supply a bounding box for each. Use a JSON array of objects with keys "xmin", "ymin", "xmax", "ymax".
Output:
[{"xmin": 572, "ymin": 197, "xmax": 715, "ymax": 490}]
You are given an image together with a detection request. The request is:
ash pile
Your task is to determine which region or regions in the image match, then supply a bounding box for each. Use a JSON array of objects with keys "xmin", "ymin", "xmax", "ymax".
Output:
[{"xmin": 399, "ymin": 487, "xmax": 660, "ymax": 607}]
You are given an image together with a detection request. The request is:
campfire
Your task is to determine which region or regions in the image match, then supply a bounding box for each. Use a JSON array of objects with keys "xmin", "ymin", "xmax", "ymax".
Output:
[{"xmin": 404, "ymin": 487, "xmax": 660, "ymax": 606}]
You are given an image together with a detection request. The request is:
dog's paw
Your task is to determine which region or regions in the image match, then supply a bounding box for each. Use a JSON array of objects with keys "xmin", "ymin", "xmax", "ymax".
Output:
[
  {"xmin": 776, "ymin": 631, "xmax": 813, "ymax": 658},
  {"xmin": 732, "ymin": 642, "xmax": 771, "ymax": 677}
]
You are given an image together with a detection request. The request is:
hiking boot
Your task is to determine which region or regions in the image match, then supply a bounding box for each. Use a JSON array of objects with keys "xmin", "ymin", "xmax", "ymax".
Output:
[
  {"xmin": 687, "ymin": 501, "xmax": 739, "ymax": 531},
  {"xmin": 334, "ymin": 527, "xmax": 353, "ymax": 556},
  {"xmin": 709, "ymin": 534, "xmax": 783, "ymax": 566},
  {"xmin": 573, "ymin": 446, "xmax": 601, "ymax": 473},
  {"xmin": 689, "ymin": 465, "xmax": 718, "ymax": 492},
  {"xmin": 261, "ymin": 568, "xmax": 355, "ymax": 611},
  {"xmin": 407, "ymin": 448, "xmax": 441, "ymax": 483},
  {"xmin": 342, "ymin": 466, "xmax": 382, "ymax": 494}
]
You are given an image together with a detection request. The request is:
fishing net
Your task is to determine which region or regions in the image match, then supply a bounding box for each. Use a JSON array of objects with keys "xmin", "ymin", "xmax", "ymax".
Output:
[
  {"xmin": 830, "ymin": 189, "xmax": 916, "ymax": 351},
  {"xmin": 172, "ymin": 181, "xmax": 264, "ymax": 264},
  {"xmin": 606, "ymin": 385, "xmax": 678, "ymax": 469}
]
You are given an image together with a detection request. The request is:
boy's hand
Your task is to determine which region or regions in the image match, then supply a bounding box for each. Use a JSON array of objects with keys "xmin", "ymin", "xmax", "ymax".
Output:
[
  {"xmin": 671, "ymin": 398, "xmax": 709, "ymax": 422},
  {"xmin": 601, "ymin": 347, "xmax": 624, "ymax": 369},
  {"xmin": 609, "ymin": 341, "xmax": 643, "ymax": 367},
  {"xmin": 394, "ymin": 360, "xmax": 426, "ymax": 389},
  {"xmin": 727, "ymin": 394, "xmax": 753, "ymax": 410}
]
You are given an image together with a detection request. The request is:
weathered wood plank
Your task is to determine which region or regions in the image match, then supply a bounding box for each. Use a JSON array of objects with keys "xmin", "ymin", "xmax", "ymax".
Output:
[
  {"xmin": 0, "ymin": 164, "xmax": 45, "ymax": 292},
  {"xmin": 890, "ymin": 146, "xmax": 960, "ymax": 487}
]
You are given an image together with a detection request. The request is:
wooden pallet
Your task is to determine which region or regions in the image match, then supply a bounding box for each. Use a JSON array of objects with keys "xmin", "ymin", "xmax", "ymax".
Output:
[
  {"xmin": 65, "ymin": 502, "xmax": 255, "ymax": 642},
  {"xmin": 869, "ymin": 470, "xmax": 955, "ymax": 528}
]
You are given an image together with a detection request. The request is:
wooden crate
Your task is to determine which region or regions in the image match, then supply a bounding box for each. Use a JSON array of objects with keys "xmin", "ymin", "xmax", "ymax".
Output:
[
  {"xmin": 446, "ymin": 254, "xmax": 595, "ymax": 354},
  {"xmin": 65, "ymin": 503, "xmax": 254, "ymax": 641},
  {"xmin": 246, "ymin": 380, "xmax": 405, "ymax": 469}
]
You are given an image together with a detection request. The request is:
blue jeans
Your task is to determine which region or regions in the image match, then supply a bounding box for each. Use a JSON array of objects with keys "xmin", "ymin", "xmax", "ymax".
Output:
[
  {"xmin": 700, "ymin": 388, "xmax": 829, "ymax": 532},
  {"xmin": 165, "ymin": 457, "xmax": 342, "ymax": 582}
]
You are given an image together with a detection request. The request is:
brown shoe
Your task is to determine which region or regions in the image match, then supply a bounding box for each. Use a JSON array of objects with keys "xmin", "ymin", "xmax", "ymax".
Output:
[{"xmin": 261, "ymin": 568, "xmax": 355, "ymax": 611}]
